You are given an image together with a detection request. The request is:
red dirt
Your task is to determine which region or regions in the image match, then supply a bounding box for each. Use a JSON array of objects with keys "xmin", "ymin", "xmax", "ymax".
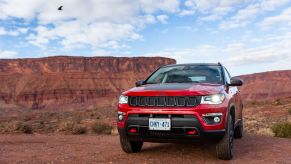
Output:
[{"xmin": 0, "ymin": 134, "xmax": 290, "ymax": 163}]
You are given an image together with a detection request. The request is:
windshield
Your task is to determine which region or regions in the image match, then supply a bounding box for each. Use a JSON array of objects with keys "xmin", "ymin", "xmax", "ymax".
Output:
[{"xmin": 146, "ymin": 65, "xmax": 223, "ymax": 84}]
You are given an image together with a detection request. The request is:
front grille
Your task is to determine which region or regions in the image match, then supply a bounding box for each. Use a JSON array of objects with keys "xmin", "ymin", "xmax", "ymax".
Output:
[{"xmin": 128, "ymin": 96, "xmax": 201, "ymax": 107}]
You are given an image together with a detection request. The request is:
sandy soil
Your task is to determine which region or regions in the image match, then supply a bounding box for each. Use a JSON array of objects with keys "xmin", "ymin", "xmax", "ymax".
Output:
[{"xmin": 0, "ymin": 134, "xmax": 290, "ymax": 164}]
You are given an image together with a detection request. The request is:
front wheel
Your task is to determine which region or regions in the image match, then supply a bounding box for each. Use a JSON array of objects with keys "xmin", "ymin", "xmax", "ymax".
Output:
[
  {"xmin": 216, "ymin": 115, "xmax": 234, "ymax": 160},
  {"xmin": 119, "ymin": 131, "xmax": 143, "ymax": 153}
]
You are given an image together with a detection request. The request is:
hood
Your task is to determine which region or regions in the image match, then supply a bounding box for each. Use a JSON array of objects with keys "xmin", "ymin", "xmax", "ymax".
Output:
[{"xmin": 123, "ymin": 83, "xmax": 224, "ymax": 96}]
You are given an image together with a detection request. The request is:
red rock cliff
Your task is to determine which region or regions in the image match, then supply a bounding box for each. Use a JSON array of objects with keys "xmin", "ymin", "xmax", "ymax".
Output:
[
  {"xmin": 238, "ymin": 70, "xmax": 291, "ymax": 102},
  {"xmin": 0, "ymin": 56, "xmax": 176, "ymax": 110}
]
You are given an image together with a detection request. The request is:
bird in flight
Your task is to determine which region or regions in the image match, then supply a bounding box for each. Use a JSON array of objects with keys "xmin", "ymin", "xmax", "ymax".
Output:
[{"xmin": 58, "ymin": 6, "xmax": 63, "ymax": 10}]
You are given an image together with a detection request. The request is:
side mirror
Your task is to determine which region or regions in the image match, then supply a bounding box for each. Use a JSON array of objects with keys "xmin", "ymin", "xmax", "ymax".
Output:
[
  {"xmin": 135, "ymin": 80, "xmax": 145, "ymax": 87},
  {"xmin": 228, "ymin": 77, "xmax": 243, "ymax": 86}
]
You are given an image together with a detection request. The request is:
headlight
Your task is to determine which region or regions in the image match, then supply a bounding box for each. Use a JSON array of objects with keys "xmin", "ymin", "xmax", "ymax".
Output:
[
  {"xmin": 119, "ymin": 95, "xmax": 128, "ymax": 104},
  {"xmin": 201, "ymin": 94, "xmax": 225, "ymax": 104}
]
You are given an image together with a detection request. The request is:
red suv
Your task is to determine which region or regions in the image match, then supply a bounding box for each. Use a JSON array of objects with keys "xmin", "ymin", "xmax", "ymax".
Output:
[{"xmin": 117, "ymin": 63, "xmax": 243, "ymax": 160}]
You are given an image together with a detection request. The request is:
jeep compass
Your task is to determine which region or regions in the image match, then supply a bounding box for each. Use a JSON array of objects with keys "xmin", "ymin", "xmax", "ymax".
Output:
[{"xmin": 117, "ymin": 63, "xmax": 243, "ymax": 160}]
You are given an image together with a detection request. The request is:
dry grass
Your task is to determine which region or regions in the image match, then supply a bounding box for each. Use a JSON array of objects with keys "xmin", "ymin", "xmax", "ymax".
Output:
[
  {"xmin": 274, "ymin": 99, "xmax": 283, "ymax": 105},
  {"xmin": 243, "ymin": 97, "xmax": 291, "ymax": 137},
  {"xmin": 72, "ymin": 125, "xmax": 87, "ymax": 135},
  {"xmin": 0, "ymin": 106, "xmax": 115, "ymax": 135},
  {"xmin": 256, "ymin": 128, "xmax": 274, "ymax": 137},
  {"xmin": 91, "ymin": 121, "xmax": 112, "ymax": 134},
  {"xmin": 271, "ymin": 122, "xmax": 291, "ymax": 138},
  {"xmin": 0, "ymin": 121, "xmax": 33, "ymax": 134}
]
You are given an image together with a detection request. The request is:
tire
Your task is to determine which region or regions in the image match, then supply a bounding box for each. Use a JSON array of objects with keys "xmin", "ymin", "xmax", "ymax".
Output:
[
  {"xmin": 216, "ymin": 115, "xmax": 234, "ymax": 160},
  {"xmin": 119, "ymin": 132, "xmax": 143, "ymax": 153},
  {"xmin": 234, "ymin": 119, "xmax": 243, "ymax": 139}
]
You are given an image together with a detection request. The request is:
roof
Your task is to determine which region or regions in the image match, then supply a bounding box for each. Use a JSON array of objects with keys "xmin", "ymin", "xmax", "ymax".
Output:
[{"xmin": 162, "ymin": 63, "xmax": 222, "ymax": 68}]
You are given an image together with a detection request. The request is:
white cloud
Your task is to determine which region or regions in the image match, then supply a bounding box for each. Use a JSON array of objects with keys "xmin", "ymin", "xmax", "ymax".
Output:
[
  {"xmin": 139, "ymin": 0, "xmax": 180, "ymax": 13},
  {"xmin": 141, "ymin": 31, "xmax": 291, "ymax": 75},
  {"xmin": 141, "ymin": 44, "xmax": 220, "ymax": 64},
  {"xmin": 0, "ymin": 27, "xmax": 6, "ymax": 35},
  {"xmin": 0, "ymin": 50, "xmax": 17, "ymax": 58},
  {"xmin": 0, "ymin": 0, "xmax": 180, "ymax": 50},
  {"xmin": 157, "ymin": 15, "xmax": 169, "ymax": 24},
  {"xmin": 0, "ymin": 27, "xmax": 28, "ymax": 36},
  {"xmin": 260, "ymin": 7, "xmax": 291, "ymax": 29},
  {"xmin": 219, "ymin": 0, "xmax": 290, "ymax": 29},
  {"xmin": 180, "ymin": 0, "xmax": 245, "ymax": 19},
  {"xmin": 224, "ymin": 33, "xmax": 291, "ymax": 66}
]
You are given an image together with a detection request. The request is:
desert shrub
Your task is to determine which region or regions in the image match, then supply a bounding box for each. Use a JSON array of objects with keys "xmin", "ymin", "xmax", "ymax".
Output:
[
  {"xmin": 20, "ymin": 124, "xmax": 33, "ymax": 134},
  {"xmin": 288, "ymin": 108, "xmax": 291, "ymax": 115},
  {"xmin": 72, "ymin": 125, "xmax": 87, "ymax": 135},
  {"xmin": 251, "ymin": 101, "xmax": 256, "ymax": 106},
  {"xmin": 57, "ymin": 117, "xmax": 88, "ymax": 134},
  {"xmin": 271, "ymin": 122, "xmax": 291, "ymax": 138},
  {"xmin": 0, "ymin": 121, "xmax": 19, "ymax": 133},
  {"xmin": 0, "ymin": 121, "xmax": 33, "ymax": 134},
  {"xmin": 274, "ymin": 99, "xmax": 282, "ymax": 105},
  {"xmin": 72, "ymin": 115, "xmax": 82, "ymax": 124},
  {"xmin": 91, "ymin": 122, "xmax": 112, "ymax": 134},
  {"xmin": 36, "ymin": 121, "xmax": 45, "ymax": 129},
  {"xmin": 57, "ymin": 119, "xmax": 76, "ymax": 133}
]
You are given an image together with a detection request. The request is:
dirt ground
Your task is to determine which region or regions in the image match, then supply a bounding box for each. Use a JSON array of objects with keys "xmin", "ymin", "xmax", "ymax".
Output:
[{"xmin": 0, "ymin": 134, "xmax": 290, "ymax": 164}]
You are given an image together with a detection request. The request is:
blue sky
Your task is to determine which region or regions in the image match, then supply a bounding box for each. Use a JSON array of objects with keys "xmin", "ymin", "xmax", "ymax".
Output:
[{"xmin": 0, "ymin": 0, "xmax": 291, "ymax": 75}]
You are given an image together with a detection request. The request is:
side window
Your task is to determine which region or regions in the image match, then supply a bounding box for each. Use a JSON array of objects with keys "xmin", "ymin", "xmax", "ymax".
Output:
[{"xmin": 223, "ymin": 67, "xmax": 231, "ymax": 84}]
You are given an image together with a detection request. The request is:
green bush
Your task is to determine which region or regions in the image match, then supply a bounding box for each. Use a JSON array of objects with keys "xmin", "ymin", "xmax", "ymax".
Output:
[
  {"xmin": 271, "ymin": 122, "xmax": 291, "ymax": 138},
  {"xmin": 91, "ymin": 122, "xmax": 112, "ymax": 134}
]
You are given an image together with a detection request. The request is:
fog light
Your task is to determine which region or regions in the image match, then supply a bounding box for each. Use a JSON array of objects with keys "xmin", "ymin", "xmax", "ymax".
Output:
[
  {"xmin": 118, "ymin": 111, "xmax": 125, "ymax": 121},
  {"xmin": 214, "ymin": 116, "xmax": 221, "ymax": 123},
  {"xmin": 118, "ymin": 114, "xmax": 124, "ymax": 121}
]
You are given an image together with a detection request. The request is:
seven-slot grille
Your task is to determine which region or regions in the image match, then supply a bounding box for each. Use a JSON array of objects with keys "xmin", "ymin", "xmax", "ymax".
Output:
[{"xmin": 128, "ymin": 96, "xmax": 201, "ymax": 107}]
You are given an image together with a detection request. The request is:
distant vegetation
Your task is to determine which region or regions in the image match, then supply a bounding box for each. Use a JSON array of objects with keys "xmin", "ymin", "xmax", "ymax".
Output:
[
  {"xmin": 91, "ymin": 121, "xmax": 113, "ymax": 134},
  {"xmin": 0, "ymin": 108, "xmax": 114, "ymax": 135},
  {"xmin": 274, "ymin": 99, "xmax": 282, "ymax": 106},
  {"xmin": 0, "ymin": 121, "xmax": 33, "ymax": 134},
  {"xmin": 272, "ymin": 123, "xmax": 291, "ymax": 138}
]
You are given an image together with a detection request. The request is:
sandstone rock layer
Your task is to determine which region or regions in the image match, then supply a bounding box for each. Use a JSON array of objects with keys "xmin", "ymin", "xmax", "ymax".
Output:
[
  {"xmin": 0, "ymin": 56, "xmax": 176, "ymax": 110},
  {"xmin": 239, "ymin": 70, "xmax": 291, "ymax": 102}
]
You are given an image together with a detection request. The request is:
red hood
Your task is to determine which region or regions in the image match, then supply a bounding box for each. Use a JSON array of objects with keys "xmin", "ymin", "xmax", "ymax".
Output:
[{"xmin": 123, "ymin": 83, "xmax": 224, "ymax": 96}]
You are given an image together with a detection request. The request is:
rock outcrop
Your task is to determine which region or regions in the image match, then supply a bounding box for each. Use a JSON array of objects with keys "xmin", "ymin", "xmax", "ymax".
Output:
[
  {"xmin": 238, "ymin": 70, "xmax": 291, "ymax": 102},
  {"xmin": 0, "ymin": 56, "xmax": 176, "ymax": 110}
]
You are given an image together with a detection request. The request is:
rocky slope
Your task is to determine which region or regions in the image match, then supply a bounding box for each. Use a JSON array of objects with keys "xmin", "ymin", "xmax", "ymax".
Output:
[
  {"xmin": 0, "ymin": 56, "xmax": 175, "ymax": 110},
  {"xmin": 238, "ymin": 70, "xmax": 291, "ymax": 102}
]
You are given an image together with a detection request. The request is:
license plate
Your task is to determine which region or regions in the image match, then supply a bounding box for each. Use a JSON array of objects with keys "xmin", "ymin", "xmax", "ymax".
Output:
[{"xmin": 149, "ymin": 118, "xmax": 171, "ymax": 131}]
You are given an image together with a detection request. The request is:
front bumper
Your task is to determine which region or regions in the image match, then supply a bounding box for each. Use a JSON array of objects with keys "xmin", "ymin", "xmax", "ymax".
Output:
[
  {"xmin": 118, "ymin": 113, "xmax": 225, "ymax": 142},
  {"xmin": 117, "ymin": 103, "xmax": 228, "ymax": 142}
]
